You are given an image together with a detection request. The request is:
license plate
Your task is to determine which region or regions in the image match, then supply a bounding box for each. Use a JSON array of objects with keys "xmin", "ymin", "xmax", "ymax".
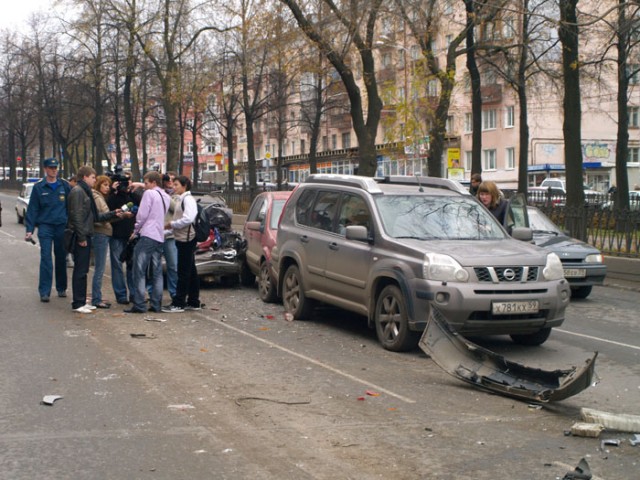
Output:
[
  {"xmin": 563, "ymin": 268, "xmax": 586, "ymax": 278},
  {"xmin": 492, "ymin": 300, "xmax": 539, "ymax": 315}
]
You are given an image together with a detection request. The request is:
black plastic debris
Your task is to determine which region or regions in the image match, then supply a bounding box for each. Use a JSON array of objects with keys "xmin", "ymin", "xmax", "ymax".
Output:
[
  {"xmin": 562, "ymin": 457, "xmax": 592, "ymax": 480},
  {"xmin": 420, "ymin": 306, "xmax": 597, "ymax": 402}
]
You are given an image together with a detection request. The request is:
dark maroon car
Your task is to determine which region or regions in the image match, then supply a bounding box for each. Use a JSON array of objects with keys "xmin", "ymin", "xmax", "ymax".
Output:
[{"xmin": 241, "ymin": 191, "xmax": 292, "ymax": 301}]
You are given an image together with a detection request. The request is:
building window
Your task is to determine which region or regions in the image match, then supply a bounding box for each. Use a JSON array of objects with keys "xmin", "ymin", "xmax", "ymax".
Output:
[
  {"xmin": 446, "ymin": 115, "xmax": 454, "ymax": 134},
  {"xmin": 187, "ymin": 141, "xmax": 193, "ymax": 153},
  {"xmin": 630, "ymin": 147, "xmax": 639, "ymax": 163},
  {"xmin": 445, "ymin": 35, "xmax": 453, "ymax": 48},
  {"xmin": 206, "ymin": 143, "xmax": 215, "ymax": 153},
  {"xmin": 398, "ymin": 86, "xmax": 406, "ymax": 102},
  {"xmin": 629, "ymin": 106, "xmax": 639, "ymax": 127},
  {"xmin": 331, "ymin": 134, "xmax": 337, "ymax": 150},
  {"xmin": 398, "ymin": 51, "xmax": 405, "ymax": 68},
  {"xmin": 382, "ymin": 52, "xmax": 392, "ymax": 67},
  {"xmin": 506, "ymin": 147, "xmax": 515, "ymax": 169},
  {"xmin": 443, "ymin": 0, "xmax": 453, "ymax": 14},
  {"xmin": 342, "ymin": 132, "xmax": 351, "ymax": 149},
  {"xmin": 482, "ymin": 109, "xmax": 497, "ymax": 130},
  {"xmin": 322, "ymin": 136, "xmax": 328, "ymax": 151},
  {"xmin": 505, "ymin": 106, "xmax": 515, "ymax": 128},
  {"xmin": 464, "ymin": 151, "xmax": 472, "ymax": 171},
  {"xmin": 628, "ymin": 64, "xmax": 640, "ymax": 84},
  {"xmin": 427, "ymin": 79, "xmax": 438, "ymax": 96},
  {"xmin": 410, "ymin": 45, "xmax": 421, "ymax": 60},
  {"xmin": 503, "ymin": 17, "xmax": 515, "ymax": 39},
  {"xmin": 300, "ymin": 139, "xmax": 306, "ymax": 153},
  {"xmin": 482, "ymin": 149, "xmax": 497, "ymax": 170},
  {"xmin": 464, "ymin": 113, "xmax": 473, "ymax": 133}
]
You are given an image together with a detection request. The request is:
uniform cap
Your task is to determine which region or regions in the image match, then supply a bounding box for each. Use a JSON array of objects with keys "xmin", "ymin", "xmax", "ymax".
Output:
[{"xmin": 43, "ymin": 158, "xmax": 59, "ymax": 168}]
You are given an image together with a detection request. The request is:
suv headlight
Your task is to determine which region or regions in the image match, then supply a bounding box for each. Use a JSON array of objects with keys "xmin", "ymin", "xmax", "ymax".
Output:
[
  {"xmin": 585, "ymin": 253, "xmax": 603, "ymax": 263},
  {"xmin": 423, "ymin": 253, "xmax": 469, "ymax": 282},
  {"xmin": 543, "ymin": 253, "xmax": 564, "ymax": 280}
]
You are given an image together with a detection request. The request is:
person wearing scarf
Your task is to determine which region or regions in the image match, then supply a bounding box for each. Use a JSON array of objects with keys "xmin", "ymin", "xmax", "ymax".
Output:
[{"xmin": 67, "ymin": 166, "xmax": 121, "ymax": 313}]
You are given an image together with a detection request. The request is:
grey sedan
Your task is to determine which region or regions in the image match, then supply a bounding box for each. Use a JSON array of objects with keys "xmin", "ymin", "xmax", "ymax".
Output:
[{"xmin": 527, "ymin": 206, "xmax": 606, "ymax": 299}]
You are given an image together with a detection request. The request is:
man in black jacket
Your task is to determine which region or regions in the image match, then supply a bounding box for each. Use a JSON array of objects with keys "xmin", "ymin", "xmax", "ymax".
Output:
[
  {"xmin": 107, "ymin": 177, "xmax": 138, "ymax": 304},
  {"xmin": 67, "ymin": 166, "xmax": 120, "ymax": 313}
]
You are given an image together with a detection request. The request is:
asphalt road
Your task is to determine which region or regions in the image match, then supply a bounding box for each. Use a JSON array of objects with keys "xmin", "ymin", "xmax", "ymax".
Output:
[{"xmin": 1, "ymin": 191, "xmax": 639, "ymax": 479}]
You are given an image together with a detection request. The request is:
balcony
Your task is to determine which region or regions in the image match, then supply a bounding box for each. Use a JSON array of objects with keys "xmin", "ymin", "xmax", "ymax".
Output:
[
  {"xmin": 378, "ymin": 67, "xmax": 396, "ymax": 83},
  {"xmin": 330, "ymin": 113, "xmax": 352, "ymax": 130},
  {"xmin": 481, "ymin": 83, "xmax": 503, "ymax": 104}
]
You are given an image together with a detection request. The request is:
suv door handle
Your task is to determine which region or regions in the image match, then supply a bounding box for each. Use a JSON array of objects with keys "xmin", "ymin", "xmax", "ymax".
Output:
[
  {"xmin": 328, "ymin": 242, "xmax": 338, "ymax": 250},
  {"xmin": 299, "ymin": 235, "xmax": 309, "ymax": 243}
]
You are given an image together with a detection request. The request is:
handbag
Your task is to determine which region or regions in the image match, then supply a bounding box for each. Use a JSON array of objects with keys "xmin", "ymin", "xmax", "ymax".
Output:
[{"xmin": 63, "ymin": 228, "xmax": 76, "ymax": 253}]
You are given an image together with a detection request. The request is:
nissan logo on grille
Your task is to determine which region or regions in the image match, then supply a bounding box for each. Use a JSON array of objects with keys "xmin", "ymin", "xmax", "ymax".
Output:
[{"xmin": 503, "ymin": 268, "xmax": 516, "ymax": 281}]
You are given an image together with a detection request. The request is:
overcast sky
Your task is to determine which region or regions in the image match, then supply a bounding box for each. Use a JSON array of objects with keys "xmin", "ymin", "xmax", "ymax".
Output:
[{"xmin": 0, "ymin": 0, "xmax": 53, "ymax": 32}]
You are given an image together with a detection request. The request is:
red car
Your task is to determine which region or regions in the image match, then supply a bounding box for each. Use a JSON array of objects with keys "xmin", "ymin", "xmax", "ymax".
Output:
[{"xmin": 241, "ymin": 191, "xmax": 292, "ymax": 301}]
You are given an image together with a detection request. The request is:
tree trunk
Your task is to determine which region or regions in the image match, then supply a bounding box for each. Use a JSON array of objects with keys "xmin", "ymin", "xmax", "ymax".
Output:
[
  {"xmin": 464, "ymin": 0, "xmax": 482, "ymax": 175},
  {"xmin": 615, "ymin": 0, "xmax": 630, "ymax": 211},
  {"xmin": 559, "ymin": 0, "xmax": 585, "ymax": 239}
]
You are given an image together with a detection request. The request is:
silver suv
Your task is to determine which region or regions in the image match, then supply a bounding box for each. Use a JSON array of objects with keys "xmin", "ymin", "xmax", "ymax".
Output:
[{"xmin": 271, "ymin": 175, "xmax": 571, "ymax": 351}]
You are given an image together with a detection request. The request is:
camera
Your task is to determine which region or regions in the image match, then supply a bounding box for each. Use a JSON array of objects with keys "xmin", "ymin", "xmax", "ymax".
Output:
[{"xmin": 106, "ymin": 165, "xmax": 130, "ymax": 191}]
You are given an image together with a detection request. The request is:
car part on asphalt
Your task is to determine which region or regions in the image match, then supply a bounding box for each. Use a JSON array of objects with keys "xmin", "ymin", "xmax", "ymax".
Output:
[
  {"xmin": 420, "ymin": 306, "xmax": 598, "ymax": 402},
  {"xmin": 580, "ymin": 407, "xmax": 640, "ymax": 433}
]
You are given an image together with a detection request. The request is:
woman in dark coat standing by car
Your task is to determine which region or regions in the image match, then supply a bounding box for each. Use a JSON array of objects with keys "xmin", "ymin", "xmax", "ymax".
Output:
[{"xmin": 477, "ymin": 181, "xmax": 507, "ymax": 224}]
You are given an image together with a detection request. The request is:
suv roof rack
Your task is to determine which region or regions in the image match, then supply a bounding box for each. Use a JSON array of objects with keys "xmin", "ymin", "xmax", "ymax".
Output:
[
  {"xmin": 376, "ymin": 175, "xmax": 470, "ymax": 195},
  {"xmin": 304, "ymin": 174, "xmax": 382, "ymax": 193}
]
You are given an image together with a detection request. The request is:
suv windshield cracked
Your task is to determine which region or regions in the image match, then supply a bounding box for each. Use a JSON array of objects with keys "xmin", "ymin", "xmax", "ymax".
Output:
[{"xmin": 270, "ymin": 174, "xmax": 571, "ymax": 352}]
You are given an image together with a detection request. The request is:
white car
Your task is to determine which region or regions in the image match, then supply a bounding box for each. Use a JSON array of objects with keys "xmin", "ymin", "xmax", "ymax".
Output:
[{"xmin": 15, "ymin": 183, "xmax": 34, "ymax": 224}]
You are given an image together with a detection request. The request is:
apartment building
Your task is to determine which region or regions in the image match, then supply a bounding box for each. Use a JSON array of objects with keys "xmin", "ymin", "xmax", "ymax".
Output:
[{"xmin": 226, "ymin": 2, "xmax": 639, "ymax": 192}]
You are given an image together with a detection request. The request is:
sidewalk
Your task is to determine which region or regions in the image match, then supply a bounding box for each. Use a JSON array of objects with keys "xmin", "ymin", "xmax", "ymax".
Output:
[{"xmin": 603, "ymin": 256, "xmax": 640, "ymax": 291}]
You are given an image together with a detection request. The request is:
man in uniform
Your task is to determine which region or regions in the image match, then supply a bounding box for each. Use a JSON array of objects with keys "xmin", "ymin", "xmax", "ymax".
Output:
[{"xmin": 24, "ymin": 158, "xmax": 71, "ymax": 302}]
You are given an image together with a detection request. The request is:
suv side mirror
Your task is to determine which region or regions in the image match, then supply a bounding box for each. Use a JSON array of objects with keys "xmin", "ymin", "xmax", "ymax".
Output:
[
  {"xmin": 511, "ymin": 227, "xmax": 533, "ymax": 242},
  {"xmin": 345, "ymin": 225, "xmax": 369, "ymax": 242}
]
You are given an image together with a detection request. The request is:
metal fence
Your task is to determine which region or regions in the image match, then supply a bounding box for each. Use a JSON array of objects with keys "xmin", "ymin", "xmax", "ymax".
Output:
[{"xmin": 507, "ymin": 190, "xmax": 640, "ymax": 259}]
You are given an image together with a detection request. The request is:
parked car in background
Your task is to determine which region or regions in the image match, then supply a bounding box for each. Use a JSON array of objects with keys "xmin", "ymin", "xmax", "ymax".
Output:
[
  {"xmin": 15, "ymin": 183, "xmax": 34, "ymax": 224},
  {"xmin": 271, "ymin": 174, "xmax": 571, "ymax": 351},
  {"xmin": 537, "ymin": 178, "xmax": 601, "ymax": 207},
  {"xmin": 601, "ymin": 190, "xmax": 640, "ymax": 211},
  {"xmin": 526, "ymin": 206, "xmax": 606, "ymax": 299},
  {"xmin": 241, "ymin": 190, "xmax": 292, "ymax": 301}
]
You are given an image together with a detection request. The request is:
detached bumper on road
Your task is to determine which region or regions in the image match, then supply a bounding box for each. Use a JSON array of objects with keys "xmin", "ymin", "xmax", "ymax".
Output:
[{"xmin": 420, "ymin": 306, "xmax": 598, "ymax": 402}]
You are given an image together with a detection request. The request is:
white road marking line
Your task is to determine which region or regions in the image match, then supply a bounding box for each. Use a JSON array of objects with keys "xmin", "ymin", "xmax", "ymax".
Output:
[
  {"xmin": 0, "ymin": 229, "xmax": 15, "ymax": 237},
  {"xmin": 555, "ymin": 328, "xmax": 640, "ymax": 351},
  {"xmin": 210, "ymin": 317, "xmax": 417, "ymax": 404}
]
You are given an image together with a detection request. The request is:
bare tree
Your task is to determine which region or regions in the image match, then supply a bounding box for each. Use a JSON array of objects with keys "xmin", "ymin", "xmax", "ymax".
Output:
[{"xmin": 280, "ymin": 0, "xmax": 384, "ymax": 176}]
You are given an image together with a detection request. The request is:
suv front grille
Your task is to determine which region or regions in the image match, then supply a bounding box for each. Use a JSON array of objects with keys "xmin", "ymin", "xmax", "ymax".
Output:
[{"xmin": 474, "ymin": 266, "xmax": 539, "ymax": 283}]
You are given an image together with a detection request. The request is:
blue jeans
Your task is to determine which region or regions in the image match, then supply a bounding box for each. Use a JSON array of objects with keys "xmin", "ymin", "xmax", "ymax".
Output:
[
  {"xmin": 148, "ymin": 238, "xmax": 177, "ymax": 299},
  {"xmin": 132, "ymin": 236, "xmax": 164, "ymax": 312},
  {"xmin": 110, "ymin": 237, "xmax": 133, "ymax": 302},
  {"xmin": 91, "ymin": 233, "xmax": 109, "ymax": 305},
  {"xmin": 36, "ymin": 223, "xmax": 67, "ymax": 297},
  {"xmin": 163, "ymin": 238, "xmax": 178, "ymax": 299}
]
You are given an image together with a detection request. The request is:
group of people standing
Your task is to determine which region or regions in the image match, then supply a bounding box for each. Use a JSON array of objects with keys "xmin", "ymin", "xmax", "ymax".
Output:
[{"xmin": 25, "ymin": 158, "xmax": 201, "ymax": 315}]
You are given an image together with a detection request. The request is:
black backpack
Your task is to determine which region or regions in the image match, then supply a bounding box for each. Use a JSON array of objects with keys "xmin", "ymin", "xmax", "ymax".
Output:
[{"xmin": 182, "ymin": 197, "xmax": 211, "ymax": 242}]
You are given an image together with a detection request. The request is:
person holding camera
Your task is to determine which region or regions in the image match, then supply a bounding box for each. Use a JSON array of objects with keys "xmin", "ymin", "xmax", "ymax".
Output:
[{"xmin": 107, "ymin": 172, "xmax": 139, "ymax": 305}]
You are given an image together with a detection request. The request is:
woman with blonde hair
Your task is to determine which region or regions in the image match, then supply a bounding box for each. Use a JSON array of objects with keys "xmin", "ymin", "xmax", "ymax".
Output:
[
  {"xmin": 91, "ymin": 175, "xmax": 115, "ymax": 308},
  {"xmin": 477, "ymin": 181, "xmax": 507, "ymax": 224}
]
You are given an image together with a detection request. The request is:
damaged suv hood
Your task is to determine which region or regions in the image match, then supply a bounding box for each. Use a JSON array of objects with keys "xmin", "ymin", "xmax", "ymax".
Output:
[{"xmin": 420, "ymin": 306, "xmax": 597, "ymax": 402}]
